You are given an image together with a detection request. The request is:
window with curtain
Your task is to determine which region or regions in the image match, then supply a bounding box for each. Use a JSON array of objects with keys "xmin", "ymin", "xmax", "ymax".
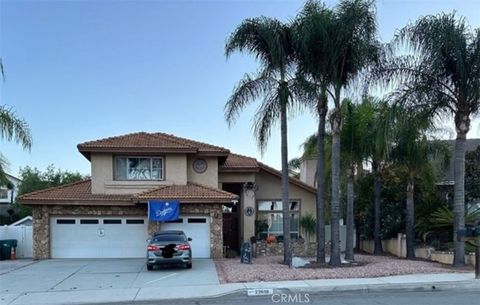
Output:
[
  {"xmin": 115, "ymin": 157, "xmax": 163, "ymax": 180},
  {"xmin": 256, "ymin": 200, "xmax": 300, "ymax": 241}
]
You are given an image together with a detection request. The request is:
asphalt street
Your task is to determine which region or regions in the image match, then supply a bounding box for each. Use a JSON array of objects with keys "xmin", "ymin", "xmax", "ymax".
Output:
[{"xmin": 102, "ymin": 290, "xmax": 480, "ymax": 305}]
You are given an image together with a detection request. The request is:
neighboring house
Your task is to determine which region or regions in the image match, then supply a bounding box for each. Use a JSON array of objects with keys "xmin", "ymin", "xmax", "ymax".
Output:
[
  {"xmin": 18, "ymin": 132, "xmax": 316, "ymax": 260},
  {"xmin": 436, "ymin": 138, "xmax": 480, "ymax": 206},
  {"xmin": 0, "ymin": 173, "xmax": 21, "ymax": 216},
  {"xmin": 299, "ymin": 158, "xmax": 317, "ymax": 188},
  {"xmin": 299, "ymin": 138, "xmax": 480, "ymax": 190},
  {"xmin": 9, "ymin": 216, "xmax": 33, "ymax": 226},
  {"xmin": 437, "ymin": 138, "xmax": 480, "ymax": 186}
]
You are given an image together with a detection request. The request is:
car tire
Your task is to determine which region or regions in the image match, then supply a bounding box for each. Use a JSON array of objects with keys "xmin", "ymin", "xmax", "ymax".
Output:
[
  {"xmin": 147, "ymin": 264, "xmax": 154, "ymax": 271},
  {"xmin": 186, "ymin": 263, "xmax": 192, "ymax": 269}
]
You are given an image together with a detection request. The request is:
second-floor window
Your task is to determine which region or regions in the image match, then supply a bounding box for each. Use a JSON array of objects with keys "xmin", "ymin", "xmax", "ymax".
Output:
[
  {"xmin": 0, "ymin": 189, "xmax": 9, "ymax": 199},
  {"xmin": 115, "ymin": 157, "xmax": 164, "ymax": 180}
]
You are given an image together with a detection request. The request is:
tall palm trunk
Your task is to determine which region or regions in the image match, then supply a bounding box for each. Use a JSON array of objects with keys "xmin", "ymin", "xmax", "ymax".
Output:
[
  {"xmin": 345, "ymin": 162, "xmax": 355, "ymax": 261},
  {"xmin": 280, "ymin": 85, "xmax": 291, "ymax": 266},
  {"xmin": 405, "ymin": 171, "xmax": 416, "ymax": 260},
  {"xmin": 373, "ymin": 160, "xmax": 383, "ymax": 254},
  {"xmin": 453, "ymin": 113, "xmax": 468, "ymax": 266},
  {"xmin": 315, "ymin": 89, "xmax": 327, "ymax": 265},
  {"xmin": 329, "ymin": 105, "xmax": 342, "ymax": 267}
]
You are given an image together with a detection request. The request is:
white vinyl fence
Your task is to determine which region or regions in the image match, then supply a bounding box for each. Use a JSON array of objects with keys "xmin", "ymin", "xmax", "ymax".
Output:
[{"xmin": 0, "ymin": 225, "xmax": 33, "ymax": 258}]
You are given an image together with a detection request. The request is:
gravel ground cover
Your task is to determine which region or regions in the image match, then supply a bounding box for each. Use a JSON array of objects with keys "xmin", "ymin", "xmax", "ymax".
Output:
[{"xmin": 214, "ymin": 254, "xmax": 472, "ymax": 283}]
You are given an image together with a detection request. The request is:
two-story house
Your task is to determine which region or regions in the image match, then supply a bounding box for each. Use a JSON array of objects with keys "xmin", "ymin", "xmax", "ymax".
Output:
[
  {"xmin": 0, "ymin": 173, "xmax": 21, "ymax": 216},
  {"xmin": 18, "ymin": 132, "xmax": 316, "ymax": 260}
]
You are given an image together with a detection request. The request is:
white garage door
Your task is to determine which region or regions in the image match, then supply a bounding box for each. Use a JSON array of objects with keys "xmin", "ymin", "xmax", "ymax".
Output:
[
  {"xmin": 50, "ymin": 217, "xmax": 148, "ymax": 258},
  {"xmin": 159, "ymin": 215, "xmax": 210, "ymax": 258}
]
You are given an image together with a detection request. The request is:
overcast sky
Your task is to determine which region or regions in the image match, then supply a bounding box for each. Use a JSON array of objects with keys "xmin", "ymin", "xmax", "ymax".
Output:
[{"xmin": 1, "ymin": 0, "xmax": 479, "ymax": 177}]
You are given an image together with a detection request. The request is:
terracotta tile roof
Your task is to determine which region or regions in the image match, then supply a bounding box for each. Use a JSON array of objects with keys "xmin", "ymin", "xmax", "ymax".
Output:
[
  {"xmin": 152, "ymin": 132, "xmax": 229, "ymax": 154},
  {"xmin": 77, "ymin": 132, "xmax": 229, "ymax": 158},
  {"xmin": 17, "ymin": 180, "xmax": 133, "ymax": 205},
  {"xmin": 220, "ymin": 153, "xmax": 259, "ymax": 171},
  {"xmin": 135, "ymin": 183, "xmax": 238, "ymax": 203},
  {"xmin": 219, "ymin": 153, "xmax": 316, "ymax": 193},
  {"xmin": 258, "ymin": 162, "xmax": 317, "ymax": 193},
  {"xmin": 17, "ymin": 180, "xmax": 238, "ymax": 205}
]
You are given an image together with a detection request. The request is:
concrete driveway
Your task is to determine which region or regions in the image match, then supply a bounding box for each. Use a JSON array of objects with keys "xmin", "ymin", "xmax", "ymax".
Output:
[{"xmin": 0, "ymin": 258, "xmax": 219, "ymax": 295}]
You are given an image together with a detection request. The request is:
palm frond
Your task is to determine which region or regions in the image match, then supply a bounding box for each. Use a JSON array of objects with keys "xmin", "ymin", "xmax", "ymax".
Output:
[
  {"xmin": 288, "ymin": 158, "xmax": 301, "ymax": 171},
  {"xmin": 0, "ymin": 58, "xmax": 5, "ymax": 82},
  {"xmin": 0, "ymin": 153, "xmax": 9, "ymax": 186},
  {"xmin": 0, "ymin": 105, "xmax": 32, "ymax": 150},
  {"xmin": 252, "ymin": 90, "xmax": 281, "ymax": 154},
  {"xmin": 224, "ymin": 71, "xmax": 275, "ymax": 127},
  {"xmin": 372, "ymin": 12, "xmax": 479, "ymax": 127},
  {"xmin": 225, "ymin": 16, "xmax": 294, "ymax": 72}
]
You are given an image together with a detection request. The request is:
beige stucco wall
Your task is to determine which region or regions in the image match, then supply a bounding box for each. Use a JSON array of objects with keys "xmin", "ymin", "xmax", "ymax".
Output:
[
  {"xmin": 218, "ymin": 172, "xmax": 256, "ymax": 184},
  {"xmin": 90, "ymin": 153, "xmax": 188, "ymax": 194},
  {"xmin": 91, "ymin": 153, "xmax": 113, "ymax": 194},
  {"xmin": 186, "ymin": 156, "xmax": 218, "ymax": 188},
  {"xmin": 255, "ymin": 170, "xmax": 316, "ymax": 218}
]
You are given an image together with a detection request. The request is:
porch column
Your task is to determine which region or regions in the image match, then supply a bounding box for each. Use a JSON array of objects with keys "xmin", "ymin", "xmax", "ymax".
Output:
[{"xmin": 241, "ymin": 187, "xmax": 256, "ymax": 243}]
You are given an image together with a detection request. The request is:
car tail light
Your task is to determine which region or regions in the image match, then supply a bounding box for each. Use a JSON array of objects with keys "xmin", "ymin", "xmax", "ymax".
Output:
[
  {"xmin": 147, "ymin": 245, "xmax": 160, "ymax": 251},
  {"xmin": 177, "ymin": 244, "xmax": 190, "ymax": 250}
]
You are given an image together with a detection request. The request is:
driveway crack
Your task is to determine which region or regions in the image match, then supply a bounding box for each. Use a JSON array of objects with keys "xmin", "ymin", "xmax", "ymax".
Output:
[
  {"xmin": 49, "ymin": 263, "xmax": 88, "ymax": 291},
  {"xmin": 133, "ymin": 288, "xmax": 141, "ymax": 301}
]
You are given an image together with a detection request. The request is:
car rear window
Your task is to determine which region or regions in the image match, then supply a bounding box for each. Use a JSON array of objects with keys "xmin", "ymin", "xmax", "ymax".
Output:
[{"xmin": 152, "ymin": 235, "xmax": 185, "ymax": 242}]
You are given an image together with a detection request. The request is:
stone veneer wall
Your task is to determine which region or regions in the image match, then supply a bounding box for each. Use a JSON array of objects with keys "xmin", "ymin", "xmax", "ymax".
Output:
[
  {"xmin": 31, "ymin": 203, "xmax": 223, "ymax": 260},
  {"xmin": 254, "ymin": 240, "xmax": 329, "ymax": 257}
]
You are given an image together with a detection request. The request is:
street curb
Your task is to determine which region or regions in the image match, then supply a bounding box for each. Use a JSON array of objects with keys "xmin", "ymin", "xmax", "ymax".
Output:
[
  {"xmin": 288, "ymin": 280, "xmax": 480, "ymax": 294},
  {"xmin": 5, "ymin": 277, "xmax": 479, "ymax": 305},
  {"xmin": 95, "ymin": 280, "xmax": 480, "ymax": 304},
  {"xmin": 170, "ymin": 281, "xmax": 480, "ymax": 300}
]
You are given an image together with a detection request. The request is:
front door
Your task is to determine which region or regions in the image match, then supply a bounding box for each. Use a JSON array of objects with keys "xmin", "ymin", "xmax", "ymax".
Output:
[{"xmin": 222, "ymin": 212, "xmax": 239, "ymax": 252}]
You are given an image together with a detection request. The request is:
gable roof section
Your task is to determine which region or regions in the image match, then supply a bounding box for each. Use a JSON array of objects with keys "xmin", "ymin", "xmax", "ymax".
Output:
[
  {"xmin": 135, "ymin": 183, "xmax": 238, "ymax": 203},
  {"xmin": 17, "ymin": 180, "xmax": 238, "ymax": 205},
  {"xmin": 78, "ymin": 132, "xmax": 230, "ymax": 159},
  {"xmin": 17, "ymin": 180, "xmax": 133, "ymax": 205},
  {"xmin": 152, "ymin": 132, "xmax": 229, "ymax": 154},
  {"xmin": 258, "ymin": 162, "xmax": 317, "ymax": 193},
  {"xmin": 219, "ymin": 153, "xmax": 316, "ymax": 193},
  {"xmin": 220, "ymin": 153, "xmax": 259, "ymax": 172}
]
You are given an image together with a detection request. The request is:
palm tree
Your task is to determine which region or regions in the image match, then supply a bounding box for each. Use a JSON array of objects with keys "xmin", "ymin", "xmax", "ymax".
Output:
[
  {"xmin": 341, "ymin": 98, "xmax": 375, "ymax": 260},
  {"xmin": 0, "ymin": 60, "xmax": 32, "ymax": 185},
  {"xmin": 376, "ymin": 13, "xmax": 480, "ymax": 266},
  {"xmin": 362, "ymin": 99, "xmax": 395, "ymax": 254},
  {"xmin": 224, "ymin": 17, "xmax": 298, "ymax": 265},
  {"xmin": 292, "ymin": 0, "xmax": 335, "ymax": 265},
  {"xmin": 326, "ymin": 0, "xmax": 379, "ymax": 266},
  {"xmin": 389, "ymin": 105, "xmax": 432, "ymax": 259}
]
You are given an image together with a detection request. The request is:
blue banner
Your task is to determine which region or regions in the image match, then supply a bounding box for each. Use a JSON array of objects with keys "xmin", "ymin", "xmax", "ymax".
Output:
[{"xmin": 148, "ymin": 200, "xmax": 180, "ymax": 221}]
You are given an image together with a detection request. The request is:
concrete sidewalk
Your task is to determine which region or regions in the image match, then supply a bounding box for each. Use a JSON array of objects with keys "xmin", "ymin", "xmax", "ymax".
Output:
[{"xmin": 1, "ymin": 272, "xmax": 478, "ymax": 305}]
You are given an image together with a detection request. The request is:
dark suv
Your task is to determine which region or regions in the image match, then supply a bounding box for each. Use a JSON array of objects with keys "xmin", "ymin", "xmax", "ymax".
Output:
[{"xmin": 146, "ymin": 230, "xmax": 193, "ymax": 270}]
